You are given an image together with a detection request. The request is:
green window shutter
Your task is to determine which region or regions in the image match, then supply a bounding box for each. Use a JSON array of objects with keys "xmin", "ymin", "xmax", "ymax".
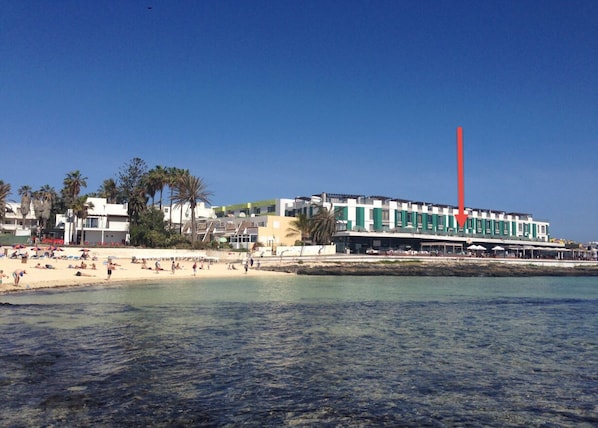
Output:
[
  {"xmin": 356, "ymin": 207, "xmax": 365, "ymax": 228},
  {"xmin": 373, "ymin": 208, "xmax": 382, "ymax": 231},
  {"xmin": 532, "ymin": 223, "xmax": 537, "ymax": 238},
  {"xmin": 347, "ymin": 220, "xmax": 353, "ymax": 231},
  {"xmin": 341, "ymin": 206, "xmax": 348, "ymax": 221}
]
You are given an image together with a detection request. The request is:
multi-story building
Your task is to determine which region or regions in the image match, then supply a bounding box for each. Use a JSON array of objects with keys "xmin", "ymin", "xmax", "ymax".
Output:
[
  {"xmin": 0, "ymin": 200, "xmax": 39, "ymax": 241},
  {"xmin": 160, "ymin": 201, "xmax": 215, "ymax": 232},
  {"xmin": 213, "ymin": 199, "xmax": 294, "ymax": 218},
  {"xmin": 285, "ymin": 192, "xmax": 564, "ymax": 255},
  {"xmin": 57, "ymin": 197, "xmax": 130, "ymax": 246},
  {"xmin": 197, "ymin": 215, "xmax": 299, "ymax": 250}
]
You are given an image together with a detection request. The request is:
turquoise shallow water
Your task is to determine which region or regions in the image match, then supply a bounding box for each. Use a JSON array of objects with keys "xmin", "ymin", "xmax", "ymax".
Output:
[{"xmin": 1, "ymin": 276, "xmax": 597, "ymax": 427}]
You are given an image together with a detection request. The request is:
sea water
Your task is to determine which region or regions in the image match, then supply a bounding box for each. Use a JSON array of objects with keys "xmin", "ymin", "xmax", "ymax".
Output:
[{"xmin": 1, "ymin": 276, "xmax": 597, "ymax": 427}]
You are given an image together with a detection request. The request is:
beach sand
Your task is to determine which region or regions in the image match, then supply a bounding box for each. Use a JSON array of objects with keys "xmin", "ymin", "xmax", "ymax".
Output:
[
  {"xmin": 2, "ymin": 248, "xmax": 596, "ymax": 293},
  {"xmin": 0, "ymin": 249, "xmax": 287, "ymax": 294}
]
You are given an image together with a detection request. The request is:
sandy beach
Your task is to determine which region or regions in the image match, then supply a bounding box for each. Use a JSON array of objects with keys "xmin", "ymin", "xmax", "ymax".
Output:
[
  {"xmin": 0, "ymin": 248, "xmax": 287, "ymax": 294},
  {"xmin": 2, "ymin": 247, "xmax": 597, "ymax": 294}
]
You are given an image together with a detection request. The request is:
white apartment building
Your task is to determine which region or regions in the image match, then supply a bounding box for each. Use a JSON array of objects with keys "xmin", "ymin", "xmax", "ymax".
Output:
[
  {"xmin": 0, "ymin": 200, "xmax": 38, "ymax": 238},
  {"xmin": 284, "ymin": 192, "xmax": 564, "ymax": 255},
  {"xmin": 58, "ymin": 197, "xmax": 130, "ymax": 246}
]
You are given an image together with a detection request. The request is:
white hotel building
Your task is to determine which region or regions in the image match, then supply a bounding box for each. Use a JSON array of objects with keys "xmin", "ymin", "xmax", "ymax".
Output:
[{"xmin": 283, "ymin": 192, "xmax": 564, "ymax": 255}]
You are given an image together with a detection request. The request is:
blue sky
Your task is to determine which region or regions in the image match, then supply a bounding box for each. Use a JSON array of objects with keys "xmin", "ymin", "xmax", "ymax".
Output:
[{"xmin": 2, "ymin": 1, "xmax": 596, "ymax": 242}]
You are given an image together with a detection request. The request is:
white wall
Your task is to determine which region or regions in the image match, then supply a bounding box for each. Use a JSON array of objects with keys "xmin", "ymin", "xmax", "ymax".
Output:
[{"xmin": 253, "ymin": 244, "xmax": 336, "ymax": 258}]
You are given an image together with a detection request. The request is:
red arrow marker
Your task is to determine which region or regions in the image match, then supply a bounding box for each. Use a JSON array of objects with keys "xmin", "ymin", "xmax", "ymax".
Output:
[{"xmin": 455, "ymin": 126, "xmax": 468, "ymax": 228}]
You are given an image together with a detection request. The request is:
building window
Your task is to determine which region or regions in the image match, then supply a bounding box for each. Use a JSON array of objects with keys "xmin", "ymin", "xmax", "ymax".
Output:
[
  {"xmin": 85, "ymin": 218, "xmax": 99, "ymax": 228},
  {"xmin": 396, "ymin": 211, "xmax": 402, "ymax": 227}
]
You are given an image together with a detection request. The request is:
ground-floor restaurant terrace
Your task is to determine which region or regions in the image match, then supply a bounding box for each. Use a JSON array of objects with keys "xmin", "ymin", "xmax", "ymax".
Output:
[{"xmin": 332, "ymin": 233, "xmax": 591, "ymax": 260}]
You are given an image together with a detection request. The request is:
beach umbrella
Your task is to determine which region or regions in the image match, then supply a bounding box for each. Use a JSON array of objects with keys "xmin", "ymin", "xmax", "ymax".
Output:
[
  {"xmin": 12, "ymin": 244, "xmax": 25, "ymax": 249},
  {"xmin": 30, "ymin": 246, "xmax": 43, "ymax": 251},
  {"xmin": 475, "ymin": 245, "xmax": 487, "ymax": 251},
  {"xmin": 80, "ymin": 248, "xmax": 90, "ymax": 252},
  {"xmin": 492, "ymin": 246, "xmax": 505, "ymax": 251},
  {"xmin": 467, "ymin": 244, "xmax": 478, "ymax": 250}
]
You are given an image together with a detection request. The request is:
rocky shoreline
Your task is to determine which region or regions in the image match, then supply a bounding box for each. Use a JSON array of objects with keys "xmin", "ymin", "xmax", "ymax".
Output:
[{"xmin": 262, "ymin": 261, "xmax": 598, "ymax": 277}]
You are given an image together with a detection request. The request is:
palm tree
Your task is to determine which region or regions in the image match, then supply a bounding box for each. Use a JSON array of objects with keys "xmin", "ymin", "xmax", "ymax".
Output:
[
  {"xmin": 18, "ymin": 185, "xmax": 32, "ymax": 229},
  {"xmin": 310, "ymin": 205, "xmax": 339, "ymax": 245},
  {"xmin": 72, "ymin": 197, "xmax": 94, "ymax": 245},
  {"xmin": 127, "ymin": 186, "xmax": 148, "ymax": 226},
  {"xmin": 0, "ymin": 180, "xmax": 11, "ymax": 227},
  {"xmin": 39, "ymin": 185, "xmax": 57, "ymax": 231},
  {"xmin": 145, "ymin": 166, "xmax": 167, "ymax": 208},
  {"xmin": 154, "ymin": 165, "xmax": 168, "ymax": 209},
  {"xmin": 63, "ymin": 171, "xmax": 87, "ymax": 202},
  {"xmin": 63, "ymin": 171, "xmax": 88, "ymax": 244},
  {"xmin": 166, "ymin": 167, "xmax": 187, "ymax": 230},
  {"xmin": 171, "ymin": 173, "xmax": 212, "ymax": 244},
  {"xmin": 98, "ymin": 178, "xmax": 118, "ymax": 203},
  {"xmin": 32, "ymin": 189, "xmax": 44, "ymax": 238},
  {"xmin": 286, "ymin": 213, "xmax": 312, "ymax": 243},
  {"xmin": 286, "ymin": 212, "xmax": 312, "ymax": 256}
]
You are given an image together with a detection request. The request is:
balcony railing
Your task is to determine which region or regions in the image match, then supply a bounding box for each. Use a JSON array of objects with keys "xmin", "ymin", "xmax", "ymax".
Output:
[{"xmin": 338, "ymin": 225, "xmax": 548, "ymax": 243}]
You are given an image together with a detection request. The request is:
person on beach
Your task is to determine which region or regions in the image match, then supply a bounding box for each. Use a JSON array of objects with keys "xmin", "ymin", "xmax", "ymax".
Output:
[
  {"xmin": 106, "ymin": 261, "xmax": 116, "ymax": 280},
  {"xmin": 12, "ymin": 269, "xmax": 26, "ymax": 286},
  {"xmin": 155, "ymin": 260, "xmax": 161, "ymax": 273},
  {"xmin": 76, "ymin": 271, "xmax": 95, "ymax": 277},
  {"xmin": 171, "ymin": 260, "xmax": 176, "ymax": 274},
  {"xmin": 192, "ymin": 261, "xmax": 197, "ymax": 276},
  {"xmin": 0, "ymin": 270, "xmax": 8, "ymax": 284}
]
